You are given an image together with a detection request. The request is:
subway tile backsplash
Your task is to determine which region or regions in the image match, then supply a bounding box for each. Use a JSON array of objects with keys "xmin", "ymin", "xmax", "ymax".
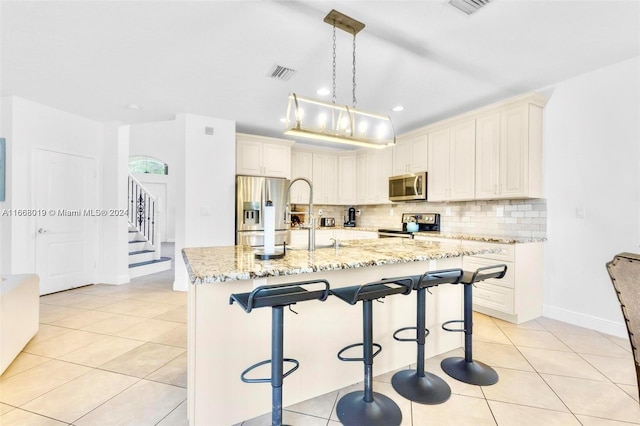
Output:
[{"xmin": 310, "ymin": 199, "xmax": 547, "ymax": 239}]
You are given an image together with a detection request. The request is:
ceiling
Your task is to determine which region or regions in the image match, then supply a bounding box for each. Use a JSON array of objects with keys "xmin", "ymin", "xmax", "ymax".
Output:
[{"xmin": 1, "ymin": 1, "xmax": 638, "ymax": 148}]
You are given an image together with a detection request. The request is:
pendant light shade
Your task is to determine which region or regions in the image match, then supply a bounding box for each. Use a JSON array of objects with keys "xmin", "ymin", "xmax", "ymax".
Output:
[
  {"xmin": 284, "ymin": 10, "xmax": 395, "ymax": 149},
  {"xmin": 284, "ymin": 93, "xmax": 395, "ymax": 149}
]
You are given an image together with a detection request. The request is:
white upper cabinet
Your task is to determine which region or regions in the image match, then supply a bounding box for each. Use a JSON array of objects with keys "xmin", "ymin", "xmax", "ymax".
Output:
[
  {"xmin": 475, "ymin": 98, "xmax": 544, "ymax": 200},
  {"xmin": 428, "ymin": 119, "xmax": 476, "ymax": 202},
  {"xmin": 337, "ymin": 154, "xmax": 356, "ymax": 205},
  {"xmin": 289, "ymin": 150, "xmax": 313, "ymax": 204},
  {"xmin": 312, "ymin": 153, "xmax": 338, "ymax": 205},
  {"xmin": 392, "ymin": 134, "xmax": 428, "ymax": 175},
  {"xmin": 236, "ymin": 133, "xmax": 293, "ymax": 178},
  {"xmin": 356, "ymin": 148, "xmax": 392, "ymax": 205}
]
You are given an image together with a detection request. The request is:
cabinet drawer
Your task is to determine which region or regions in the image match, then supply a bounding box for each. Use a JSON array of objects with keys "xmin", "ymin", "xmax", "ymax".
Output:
[
  {"xmin": 463, "ymin": 257, "xmax": 514, "ymax": 288},
  {"xmin": 463, "ymin": 240, "xmax": 514, "ymax": 262},
  {"xmin": 473, "ymin": 282, "xmax": 514, "ymax": 314}
]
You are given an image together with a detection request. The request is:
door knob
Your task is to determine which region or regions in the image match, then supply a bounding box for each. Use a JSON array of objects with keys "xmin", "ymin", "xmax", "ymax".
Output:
[{"xmin": 38, "ymin": 228, "xmax": 47, "ymax": 234}]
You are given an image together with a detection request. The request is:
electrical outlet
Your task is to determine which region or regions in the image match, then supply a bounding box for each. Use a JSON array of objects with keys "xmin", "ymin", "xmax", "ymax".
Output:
[
  {"xmin": 445, "ymin": 207, "xmax": 452, "ymax": 217},
  {"xmin": 389, "ymin": 208, "xmax": 394, "ymax": 216},
  {"xmin": 318, "ymin": 209, "xmax": 323, "ymax": 216},
  {"xmin": 496, "ymin": 206, "xmax": 504, "ymax": 217}
]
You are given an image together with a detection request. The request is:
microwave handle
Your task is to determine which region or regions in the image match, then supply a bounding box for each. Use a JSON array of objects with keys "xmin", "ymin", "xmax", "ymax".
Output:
[{"xmin": 414, "ymin": 176, "xmax": 419, "ymax": 196}]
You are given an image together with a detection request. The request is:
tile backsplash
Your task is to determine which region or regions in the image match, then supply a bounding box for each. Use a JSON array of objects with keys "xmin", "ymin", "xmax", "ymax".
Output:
[{"xmin": 308, "ymin": 199, "xmax": 547, "ymax": 239}]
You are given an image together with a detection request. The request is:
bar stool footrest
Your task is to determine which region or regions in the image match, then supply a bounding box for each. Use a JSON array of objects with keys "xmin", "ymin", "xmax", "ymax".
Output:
[
  {"xmin": 337, "ymin": 342, "xmax": 382, "ymax": 362},
  {"xmin": 335, "ymin": 390, "xmax": 402, "ymax": 426},
  {"xmin": 391, "ymin": 369, "xmax": 451, "ymax": 405},
  {"xmin": 240, "ymin": 358, "xmax": 300, "ymax": 384},
  {"xmin": 392, "ymin": 326, "xmax": 430, "ymax": 342},
  {"xmin": 442, "ymin": 319, "xmax": 466, "ymax": 333},
  {"xmin": 440, "ymin": 357, "xmax": 498, "ymax": 386}
]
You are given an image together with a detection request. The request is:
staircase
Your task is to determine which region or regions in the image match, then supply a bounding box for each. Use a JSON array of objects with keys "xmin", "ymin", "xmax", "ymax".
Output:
[{"xmin": 128, "ymin": 174, "xmax": 171, "ymax": 278}]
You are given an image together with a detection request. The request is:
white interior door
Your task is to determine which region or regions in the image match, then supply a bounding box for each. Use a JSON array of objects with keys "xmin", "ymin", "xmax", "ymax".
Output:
[{"xmin": 34, "ymin": 149, "xmax": 98, "ymax": 295}]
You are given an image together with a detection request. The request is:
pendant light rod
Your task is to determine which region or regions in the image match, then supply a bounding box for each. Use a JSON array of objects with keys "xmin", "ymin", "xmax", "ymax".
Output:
[{"xmin": 323, "ymin": 9, "xmax": 365, "ymax": 35}]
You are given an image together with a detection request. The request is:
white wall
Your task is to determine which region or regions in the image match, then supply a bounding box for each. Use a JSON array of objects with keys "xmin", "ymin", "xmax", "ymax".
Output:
[
  {"xmin": 542, "ymin": 57, "xmax": 640, "ymax": 336},
  {"xmin": 174, "ymin": 113, "xmax": 235, "ymax": 291},
  {"xmin": 99, "ymin": 123, "xmax": 130, "ymax": 284},
  {"xmin": 0, "ymin": 97, "xmax": 103, "ymax": 275},
  {"xmin": 129, "ymin": 120, "xmax": 177, "ymax": 242}
]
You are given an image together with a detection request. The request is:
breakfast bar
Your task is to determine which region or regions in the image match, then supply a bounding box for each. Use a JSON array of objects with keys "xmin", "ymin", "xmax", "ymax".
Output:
[{"xmin": 182, "ymin": 238, "xmax": 501, "ymax": 426}]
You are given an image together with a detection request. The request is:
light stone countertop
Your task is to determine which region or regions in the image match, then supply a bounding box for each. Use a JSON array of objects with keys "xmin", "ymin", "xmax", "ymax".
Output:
[
  {"xmin": 413, "ymin": 231, "xmax": 546, "ymax": 244},
  {"xmin": 182, "ymin": 238, "xmax": 502, "ymax": 284}
]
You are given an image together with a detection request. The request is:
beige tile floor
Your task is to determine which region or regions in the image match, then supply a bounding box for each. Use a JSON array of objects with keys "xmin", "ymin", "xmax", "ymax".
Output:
[{"xmin": 1, "ymin": 254, "xmax": 638, "ymax": 425}]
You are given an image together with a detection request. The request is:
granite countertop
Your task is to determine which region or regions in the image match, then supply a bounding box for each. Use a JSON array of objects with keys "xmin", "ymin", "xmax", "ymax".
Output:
[
  {"xmin": 414, "ymin": 231, "xmax": 546, "ymax": 244},
  {"xmin": 290, "ymin": 226, "xmax": 379, "ymax": 232},
  {"xmin": 183, "ymin": 238, "xmax": 501, "ymax": 284}
]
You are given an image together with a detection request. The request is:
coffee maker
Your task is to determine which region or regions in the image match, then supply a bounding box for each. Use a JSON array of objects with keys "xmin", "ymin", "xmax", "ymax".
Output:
[{"xmin": 344, "ymin": 207, "xmax": 356, "ymax": 227}]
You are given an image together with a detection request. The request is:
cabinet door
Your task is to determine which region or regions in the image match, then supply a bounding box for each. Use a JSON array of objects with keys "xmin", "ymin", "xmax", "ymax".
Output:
[
  {"xmin": 449, "ymin": 120, "xmax": 476, "ymax": 200},
  {"xmin": 427, "ymin": 128, "xmax": 450, "ymax": 201},
  {"xmin": 338, "ymin": 154, "xmax": 356, "ymax": 205},
  {"xmin": 356, "ymin": 151, "xmax": 368, "ymax": 204},
  {"xmin": 475, "ymin": 112, "xmax": 500, "ymax": 199},
  {"xmin": 324, "ymin": 155, "xmax": 339, "ymax": 204},
  {"xmin": 375, "ymin": 149, "xmax": 393, "ymax": 203},
  {"xmin": 290, "ymin": 151, "xmax": 313, "ymax": 203},
  {"xmin": 236, "ymin": 139, "xmax": 264, "ymax": 176},
  {"xmin": 409, "ymin": 136, "xmax": 429, "ymax": 172},
  {"xmin": 312, "ymin": 153, "xmax": 339, "ymax": 204},
  {"xmin": 392, "ymin": 142, "xmax": 410, "ymax": 175},
  {"xmin": 500, "ymin": 104, "xmax": 529, "ymax": 198},
  {"xmin": 263, "ymin": 143, "xmax": 291, "ymax": 179}
]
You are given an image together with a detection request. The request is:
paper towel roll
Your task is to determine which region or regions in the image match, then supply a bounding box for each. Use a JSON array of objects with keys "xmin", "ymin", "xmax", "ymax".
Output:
[{"xmin": 263, "ymin": 204, "xmax": 275, "ymax": 254}]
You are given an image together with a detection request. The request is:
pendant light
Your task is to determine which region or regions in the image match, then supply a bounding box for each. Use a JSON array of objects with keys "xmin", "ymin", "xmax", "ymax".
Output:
[{"xmin": 284, "ymin": 9, "xmax": 395, "ymax": 149}]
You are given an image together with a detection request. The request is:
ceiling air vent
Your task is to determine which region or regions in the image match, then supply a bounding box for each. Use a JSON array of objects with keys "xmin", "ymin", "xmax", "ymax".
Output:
[
  {"xmin": 449, "ymin": 0, "xmax": 492, "ymax": 15},
  {"xmin": 267, "ymin": 64, "xmax": 296, "ymax": 81}
]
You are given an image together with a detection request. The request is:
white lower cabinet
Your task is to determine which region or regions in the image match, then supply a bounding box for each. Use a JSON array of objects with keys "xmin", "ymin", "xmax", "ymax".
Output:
[
  {"xmin": 289, "ymin": 229, "xmax": 377, "ymax": 248},
  {"xmin": 414, "ymin": 235, "xmax": 542, "ymax": 324}
]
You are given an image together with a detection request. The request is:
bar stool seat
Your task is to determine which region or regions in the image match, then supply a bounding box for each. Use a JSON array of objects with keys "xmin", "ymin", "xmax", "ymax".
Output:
[
  {"xmin": 391, "ymin": 269, "xmax": 464, "ymax": 404},
  {"xmin": 330, "ymin": 278, "xmax": 413, "ymax": 426},
  {"xmin": 230, "ymin": 279, "xmax": 330, "ymax": 426},
  {"xmin": 441, "ymin": 265, "xmax": 507, "ymax": 386}
]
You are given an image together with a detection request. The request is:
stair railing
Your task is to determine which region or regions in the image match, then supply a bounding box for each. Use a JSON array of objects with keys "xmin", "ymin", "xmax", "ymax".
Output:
[{"xmin": 128, "ymin": 174, "xmax": 160, "ymax": 260}]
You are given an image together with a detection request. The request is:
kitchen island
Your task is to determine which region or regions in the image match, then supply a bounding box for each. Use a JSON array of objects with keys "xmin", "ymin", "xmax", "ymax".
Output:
[{"xmin": 182, "ymin": 238, "xmax": 501, "ymax": 425}]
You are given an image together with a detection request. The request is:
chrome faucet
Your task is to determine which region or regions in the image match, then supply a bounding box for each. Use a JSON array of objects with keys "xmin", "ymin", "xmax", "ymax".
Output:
[{"xmin": 285, "ymin": 177, "xmax": 315, "ymax": 252}]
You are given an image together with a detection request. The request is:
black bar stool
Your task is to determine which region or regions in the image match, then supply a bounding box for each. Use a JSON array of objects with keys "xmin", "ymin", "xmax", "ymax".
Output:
[
  {"xmin": 330, "ymin": 277, "xmax": 413, "ymax": 426},
  {"xmin": 441, "ymin": 264, "xmax": 508, "ymax": 386},
  {"xmin": 229, "ymin": 279, "xmax": 330, "ymax": 426},
  {"xmin": 391, "ymin": 268, "xmax": 464, "ymax": 404}
]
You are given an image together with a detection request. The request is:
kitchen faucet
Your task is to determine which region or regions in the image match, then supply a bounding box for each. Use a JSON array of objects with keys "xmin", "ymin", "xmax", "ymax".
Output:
[{"xmin": 285, "ymin": 177, "xmax": 315, "ymax": 252}]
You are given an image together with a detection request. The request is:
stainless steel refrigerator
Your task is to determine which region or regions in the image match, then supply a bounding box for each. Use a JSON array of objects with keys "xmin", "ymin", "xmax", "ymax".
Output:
[{"xmin": 235, "ymin": 175, "xmax": 290, "ymax": 247}]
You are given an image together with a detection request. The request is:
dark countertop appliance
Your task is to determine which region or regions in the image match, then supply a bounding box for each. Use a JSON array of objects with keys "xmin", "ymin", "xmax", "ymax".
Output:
[
  {"xmin": 378, "ymin": 213, "xmax": 440, "ymax": 238},
  {"xmin": 344, "ymin": 207, "xmax": 356, "ymax": 227}
]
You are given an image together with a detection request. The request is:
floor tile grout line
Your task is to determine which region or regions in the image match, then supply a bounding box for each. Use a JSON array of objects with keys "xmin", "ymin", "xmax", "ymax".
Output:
[
  {"xmin": 153, "ymin": 397, "xmax": 187, "ymax": 426},
  {"xmin": 69, "ymin": 377, "xmax": 146, "ymax": 425}
]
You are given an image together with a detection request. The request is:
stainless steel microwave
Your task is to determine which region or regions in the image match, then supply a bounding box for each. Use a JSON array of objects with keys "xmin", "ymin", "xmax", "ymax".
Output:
[{"xmin": 388, "ymin": 172, "xmax": 428, "ymax": 202}]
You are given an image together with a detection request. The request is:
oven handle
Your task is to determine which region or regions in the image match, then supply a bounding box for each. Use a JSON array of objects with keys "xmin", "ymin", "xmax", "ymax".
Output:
[{"xmin": 378, "ymin": 232, "xmax": 414, "ymax": 239}]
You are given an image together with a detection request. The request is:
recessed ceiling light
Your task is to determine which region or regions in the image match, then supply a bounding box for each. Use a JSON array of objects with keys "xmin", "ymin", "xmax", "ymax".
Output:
[
  {"xmin": 392, "ymin": 105, "xmax": 404, "ymax": 112},
  {"xmin": 316, "ymin": 88, "xmax": 331, "ymax": 96},
  {"xmin": 127, "ymin": 104, "xmax": 141, "ymax": 110}
]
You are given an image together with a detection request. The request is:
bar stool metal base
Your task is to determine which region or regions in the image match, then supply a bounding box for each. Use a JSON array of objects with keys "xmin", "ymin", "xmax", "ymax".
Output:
[
  {"xmin": 391, "ymin": 369, "xmax": 451, "ymax": 404},
  {"xmin": 335, "ymin": 391, "xmax": 402, "ymax": 426},
  {"xmin": 440, "ymin": 357, "xmax": 498, "ymax": 386}
]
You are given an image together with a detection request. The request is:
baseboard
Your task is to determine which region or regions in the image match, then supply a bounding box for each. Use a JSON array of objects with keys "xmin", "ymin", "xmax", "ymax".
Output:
[
  {"xmin": 542, "ymin": 304, "xmax": 627, "ymax": 338},
  {"xmin": 98, "ymin": 273, "xmax": 130, "ymax": 285},
  {"xmin": 173, "ymin": 279, "xmax": 188, "ymax": 292}
]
